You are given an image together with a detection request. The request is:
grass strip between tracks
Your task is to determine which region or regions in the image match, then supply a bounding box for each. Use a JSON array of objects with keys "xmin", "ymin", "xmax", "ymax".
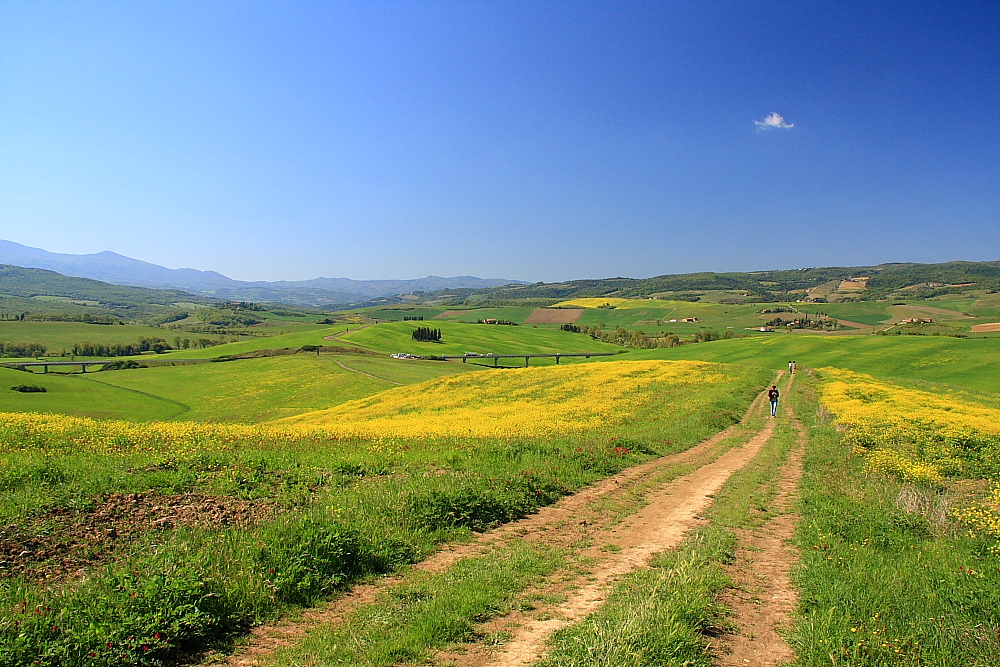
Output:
[
  {"xmin": 264, "ymin": 540, "xmax": 564, "ymax": 666},
  {"xmin": 535, "ymin": 391, "xmax": 799, "ymax": 666}
]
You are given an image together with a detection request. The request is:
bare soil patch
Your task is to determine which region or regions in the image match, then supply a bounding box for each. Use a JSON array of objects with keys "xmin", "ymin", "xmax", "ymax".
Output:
[
  {"xmin": 434, "ymin": 310, "xmax": 472, "ymax": 319},
  {"xmin": 524, "ymin": 308, "xmax": 584, "ymax": 325},
  {"xmin": 1, "ymin": 493, "xmax": 276, "ymax": 580},
  {"xmin": 972, "ymin": 323, "xmax": 1000, "ymax": 333}
]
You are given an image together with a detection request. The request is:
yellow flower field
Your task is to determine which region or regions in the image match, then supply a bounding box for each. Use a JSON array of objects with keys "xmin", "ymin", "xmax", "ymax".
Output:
[
  {"xmin": 284, "ymin": 360, "xmax": 729, "ymax": 438},
  {"xmin": 0, "ymin": 410, "xmax": 325, "ymax": 455},
  {"xmin": 553, "ymin": 297, "xmax": 707, "ymax": 309},
  {"xmin": 818, "ymin": 367, "xmax": 1000, "ymax": 481},
  {"xmin": 0, "ymin": 360, "xmax": 747, "ymax": 454}
]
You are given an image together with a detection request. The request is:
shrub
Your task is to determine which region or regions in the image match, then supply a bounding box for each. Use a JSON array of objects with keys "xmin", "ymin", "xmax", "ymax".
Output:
[
  {"xmin": 11, "ymin": 384, "xmax": 46, "ymax": 393},
  {"xmin": 99, "ymin": 360, "xmax": 147, "ymax": 371}
]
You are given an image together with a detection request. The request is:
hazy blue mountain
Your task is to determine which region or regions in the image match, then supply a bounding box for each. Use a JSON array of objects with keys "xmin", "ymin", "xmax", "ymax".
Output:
[{"xmin": 0, "ymin": 240, "xmax": 525, "ymax": 306}]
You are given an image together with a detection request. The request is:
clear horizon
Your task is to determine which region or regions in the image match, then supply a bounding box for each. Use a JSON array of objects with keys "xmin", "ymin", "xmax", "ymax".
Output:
[{"xmin": 1, "ymin": 1, "xmax": 997, "ymax": 282}]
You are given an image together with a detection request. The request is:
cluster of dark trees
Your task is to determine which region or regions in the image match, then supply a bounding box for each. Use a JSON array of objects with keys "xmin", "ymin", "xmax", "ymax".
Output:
[
  {"xmin": 72, "ymin": 336, "xmax": 172, "ymax": 357},
  {"xmin": 99, "ymin": 360, "xmax": 146, "ymax": 371},
  {"xmin": 152, "ymin": 311, "xmax": 189, "ymax": 325},
  {"xmin": 0, "ymin": 342, "xmax": 47, "ymax": 358},
  {"xmin": 403, "ymin": 315, "xmax": 424, "ymax": 321},
  {"xmin": 197, "ymin": 307, "xmax": 264, "ymax": 327},
  {"xmin": 171, "ymin": 336, "xmax": 223, "ymax": 350},
  {"xmin": 20, "ymin": 313, "xmax": 123, "ymax": 324},
  {"xmin": 411, "ymin": 327, "xmax": 442, "ymax": 342},
  {"xmin": 222, "ymin": 301, "xmax": 264, "ymax": 311},
  {"xmin": 765, "ymin": 316, "xmax": 839, "ymax": 330},
  {"xmin": 559, "ymin": 324, "xmax": 581, "ymax": 333},
  {"xmin": 477, "ymin": 319, "xmax": 517, "ymax": 325}
]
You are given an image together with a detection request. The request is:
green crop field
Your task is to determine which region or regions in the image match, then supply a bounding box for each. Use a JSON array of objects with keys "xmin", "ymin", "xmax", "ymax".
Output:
[
  {"xmin": 0, "ymin": 358, "xmax": 764, "ymax": 665},
  {"xmin": 617, "ymin": 333, "xmax": 1000, "ymax": 392},
  {"xmin": 340, "ymin": 320, "xmax": 620, "ymax": 359},
  {"xmin": 0, "ymin": 366, "xmax": 186, "ymax": 420},
  {"xmin": 81, "ymin": 355, "xmax": 388, "ymax": 422}
]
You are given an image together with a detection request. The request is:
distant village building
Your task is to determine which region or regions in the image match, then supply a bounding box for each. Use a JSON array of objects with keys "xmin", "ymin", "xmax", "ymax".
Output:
[{"xmin": 682, "ymin": 317, "xmax": 699, "ymax": 323}]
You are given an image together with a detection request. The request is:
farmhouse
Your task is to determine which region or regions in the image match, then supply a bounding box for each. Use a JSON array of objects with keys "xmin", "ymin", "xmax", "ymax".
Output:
[{"xmin": 682, "ymin": 317, "xmax": 699, "ymax": 323}]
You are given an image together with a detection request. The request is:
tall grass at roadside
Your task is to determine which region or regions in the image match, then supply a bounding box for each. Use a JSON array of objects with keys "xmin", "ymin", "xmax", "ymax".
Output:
[{"xmin": 791, "ymin": 374, "xmax": 1000, "ymax": 666}]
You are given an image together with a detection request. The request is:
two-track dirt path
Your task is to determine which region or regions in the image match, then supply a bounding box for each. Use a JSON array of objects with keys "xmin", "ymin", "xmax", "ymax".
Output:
[
  {"xmin": 201, "ymin": 378, "xmax": 786, "ymax": 667},
  {"xmin": 715, "ymin": 375, "xmax": 805, "ymax": 667},
  {"xmin": 442, "ymin": 409, "xmax": 779, "ymax": 667}
]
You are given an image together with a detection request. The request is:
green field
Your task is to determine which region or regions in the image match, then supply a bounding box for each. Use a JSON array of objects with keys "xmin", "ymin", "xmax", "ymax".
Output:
[
  {"xmin": 340, "ymin": 320, "xmax": 620, "ymax": 359},
  {"xmin": 0, "ymin": 366, "xmax": 186, "ymax": 420},
  {"xmin": 0, "ymin": 321, "xmax": 213, "ymax": 355},
  {"xmin": 618, "ymin": 333, "xmax": 1000, "ymax": 392}
]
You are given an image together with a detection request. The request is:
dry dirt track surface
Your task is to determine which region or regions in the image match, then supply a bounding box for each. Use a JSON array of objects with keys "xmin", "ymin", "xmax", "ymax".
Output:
[{"xmin": 203, "ymin": 377, "xmax": 791, "ymax": 667}]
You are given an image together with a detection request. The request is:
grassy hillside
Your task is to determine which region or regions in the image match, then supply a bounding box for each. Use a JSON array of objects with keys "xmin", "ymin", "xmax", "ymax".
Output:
[
  {"xmin": 621, "ymin": 334, "xmax": 1000, "ymax": 393},
  {"xmin": 388, "ymin": 260, "xmax": 1000, "ymax": 306},
  {"xmin": 83, "ymin": 355, "xmax": 390, "ymax": 422},
  {"xmin": 0, "ymin": 366, "xmax": 186, "ymax": 420},
  {"xmin": 151, "ymin": 326, "xmax": 349, "ymax": 359},
  {"xmin": 0, "ymin": 264, "xmax": 205, "ymax": 321},
  {"xmin": 339, "ymin": 320, "xmax": 621, "ymax": 359}
]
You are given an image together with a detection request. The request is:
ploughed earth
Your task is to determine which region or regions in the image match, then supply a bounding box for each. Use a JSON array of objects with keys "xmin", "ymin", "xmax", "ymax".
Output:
[{"xmin": 1, "ymin": 492, "xmax": 277, "ymax": 580}]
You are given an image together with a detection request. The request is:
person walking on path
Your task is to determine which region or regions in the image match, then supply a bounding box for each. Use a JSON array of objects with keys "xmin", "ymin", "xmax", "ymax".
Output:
[
  {"xmin": 789, "ymin": 361, "xmax": 794, "ymax": 374},
  {"xmin": 768, "ymin": 385, "xmax": 780, "ymax": 417}
]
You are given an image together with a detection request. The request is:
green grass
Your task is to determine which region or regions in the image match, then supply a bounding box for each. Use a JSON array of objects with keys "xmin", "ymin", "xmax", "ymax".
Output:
[
  {"xmin": 0, "ymin": 366, "xmax": 186, "ymax": 420},
  {"xmin": 789, "ymin": 375, "xmax": 1000, "ymax": 666},
  {"xmin": 340, "ymin": 321, "xmax": 620, "ymax": 360},
  {"xmin": 5, "ymin": 351, "xmax": 476, "ymax": 423},
  {"xmin": 266, "ymin": 541, "xmax": 562, "ymax": 667},
  {"xmin": 80, "ymin": 355, "xmax": 391, "ymax": 422},
  {"xmin": 620, "ymin": 334, "xmax": 1000, "ymax": 392},
  {"xmin": 151, "ymin": 325, "xmax": 348, "ymax": 360}
]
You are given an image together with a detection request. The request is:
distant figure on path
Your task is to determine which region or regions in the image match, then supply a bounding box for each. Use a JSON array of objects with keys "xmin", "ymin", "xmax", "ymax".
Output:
[
  {"xmin": 789, "ymin": 361, "xmax": 794, "ymax": 374},
  {"xmin": 768, "ymin": 385, "xmax": 780, "ymax": 417}
]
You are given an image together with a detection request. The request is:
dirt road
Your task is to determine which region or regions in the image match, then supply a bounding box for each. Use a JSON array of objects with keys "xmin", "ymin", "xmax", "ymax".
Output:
[{"xmin": 203, "ymin": 377, "xmax": 788, "ymax": 667}]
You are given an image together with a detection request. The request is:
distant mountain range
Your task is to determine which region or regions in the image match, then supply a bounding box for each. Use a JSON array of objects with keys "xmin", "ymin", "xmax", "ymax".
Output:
[{"xmin": 0, "ymin": 240, "xmax": 526, "ymax": 307}]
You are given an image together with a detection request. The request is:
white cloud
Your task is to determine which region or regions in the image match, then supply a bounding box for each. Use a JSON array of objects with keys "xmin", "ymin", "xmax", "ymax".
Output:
[{"xmin": 754, "ymin": 112, "xmax": 794, "ymax": 130}]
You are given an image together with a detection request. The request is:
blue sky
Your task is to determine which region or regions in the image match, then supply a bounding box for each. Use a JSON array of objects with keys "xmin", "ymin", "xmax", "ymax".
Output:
[{"xmin": 1, "ymin": 1, "xmax": 997, "ymax": 282}]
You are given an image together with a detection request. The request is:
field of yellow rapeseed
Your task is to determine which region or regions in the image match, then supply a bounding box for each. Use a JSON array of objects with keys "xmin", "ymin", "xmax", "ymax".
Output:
[
  {"xmin": 0, "ymin": 411, "xmax": 330, "ymax": 455},
  {"xmin": 0, "ymin": 360, "xmax": 747, "ymax": 454},
  {"xmin": 285, "ymin": 360, "xmax": 731, "ymax": 439},
  {"xmin": 817, "ymin": 367, "xmax": 1000, "ymax": 482}
]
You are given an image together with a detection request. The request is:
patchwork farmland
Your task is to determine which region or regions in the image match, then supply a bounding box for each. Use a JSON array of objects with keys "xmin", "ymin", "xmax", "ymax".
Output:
[{"xmin": 2, "ymin": 265, "xmax": 1000, "ymax": 666}]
